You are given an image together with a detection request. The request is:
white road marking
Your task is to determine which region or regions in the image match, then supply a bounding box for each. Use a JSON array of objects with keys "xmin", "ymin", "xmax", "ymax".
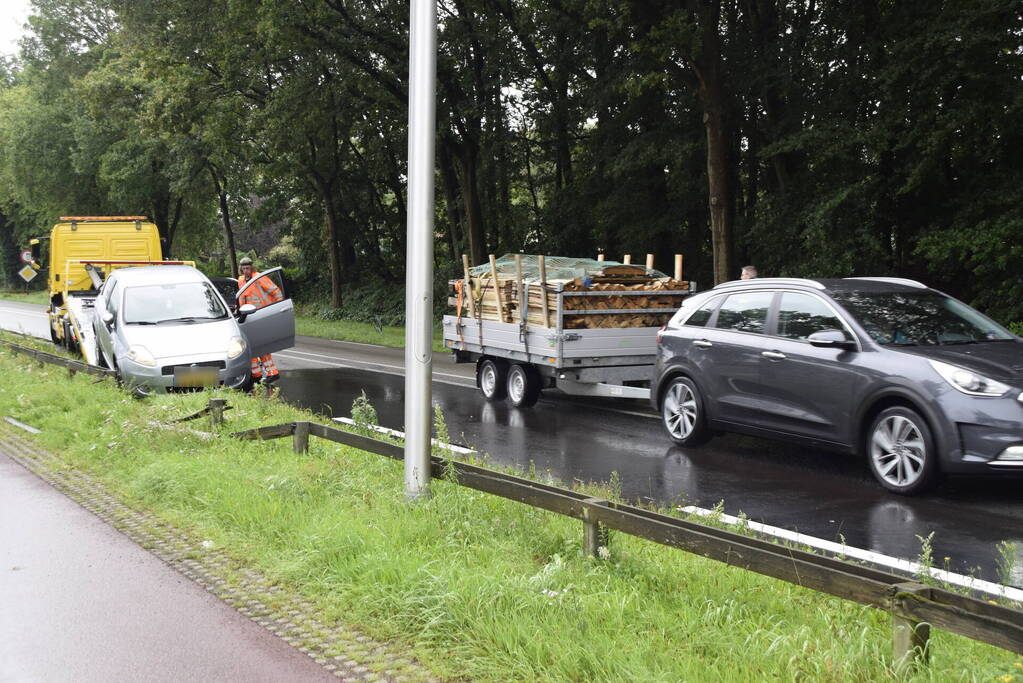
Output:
[
  {"xmin": 328, "ymin": 416, "xmax": 1023, "ymax": 601},
  {"xmin": 680, "ymin": 505, "xmax": 1023, "ymax": 602},
  {"xmin": 0, "ymin": 306, "xmax": 47, "ymax": 318},
  {"xmin": 275, "ymin": 348, "xmax": 474, "ymax": 384}
]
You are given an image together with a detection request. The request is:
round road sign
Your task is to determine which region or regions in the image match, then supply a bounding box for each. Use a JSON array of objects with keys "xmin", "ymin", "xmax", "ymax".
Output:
[{"xmin": 20, "ymin": 249, "xmax": 33, "ymax": 264}]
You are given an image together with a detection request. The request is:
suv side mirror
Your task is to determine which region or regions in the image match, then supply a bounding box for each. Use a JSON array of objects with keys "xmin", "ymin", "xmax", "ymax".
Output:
[
  {"xmin": 101, "ymin": 310, "xmax": 115, "ymax": 327},
  {"xmin": 237, "ymin": 303, "xmax": 256, "ymax": 323},
  {"xmin": 808, "ymin": 329, "xmax": 856, "ymax": 350}
]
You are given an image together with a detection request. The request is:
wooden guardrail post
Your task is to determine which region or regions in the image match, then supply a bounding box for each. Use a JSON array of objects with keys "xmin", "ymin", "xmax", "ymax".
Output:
[
  {"xmin": 891, "ymin": 582, "xmax": 932, "ymax": 667},
  {"xmin": 583, "ymin": 498, "xmax": 609, "ymax": 558},
  {"xmin": 208, "ymin": 398, "xmax": 226, "ymax": 428},
  {"xmin": 293, "ymin": 421, "xmax": 310, "ymax": 454}
]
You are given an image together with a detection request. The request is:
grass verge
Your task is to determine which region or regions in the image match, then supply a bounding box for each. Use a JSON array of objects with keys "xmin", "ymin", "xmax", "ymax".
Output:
[
  {"xmin": 0, "ymin": 347, "xmax": 1020, "ymax": 681},
  {"xmin": 0, "ymin": 289, "xmax": 48, "ymax": 305},
  {"xmin": 296, "ymin": 314, "xmax": 446, "ymax": 353}
]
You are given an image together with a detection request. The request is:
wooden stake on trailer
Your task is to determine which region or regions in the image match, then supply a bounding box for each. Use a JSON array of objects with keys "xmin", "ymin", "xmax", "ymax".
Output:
[
  {"xmin": 515, "ymin": 254, "xmax": 525, "ymax": 324},
  {"xmin": 489, "ymin": 254, "xmax": 505, "ymax": 322},
  {"xmin": 539, "ymin": 255, "xmax": 551, "ymax": 327},
  {"xmin": 675, "ymin": 254, "xmax": 683, "ymax": 281},
  {"xmin": 462, "ymin": 253, "xmax": 476, "ymax": 317},
  {"xmin": 623, "ymin": 254, "xmax": 632, "ymax": 264},
  {"xmin": 646, "ymin": 253, "xmax": 654, "ymax": 270}
]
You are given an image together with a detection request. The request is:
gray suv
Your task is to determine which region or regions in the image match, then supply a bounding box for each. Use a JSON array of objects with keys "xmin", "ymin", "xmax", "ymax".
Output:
[{"xmin": 652, "ymin": 277, "xmax": 1023, "ymax": 495}]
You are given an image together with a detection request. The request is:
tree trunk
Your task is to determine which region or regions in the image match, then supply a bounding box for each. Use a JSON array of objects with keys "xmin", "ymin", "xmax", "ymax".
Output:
[
  {"xmin": 311, "ymin": 174, "xmax": 343, "ymax": 308},
  {"xmin": 209, "ymin": 165, "xmax": 238, "ymax": 277},
  {"xmin": 694, "ymin": 2, "xmax": 734, "ymax": 285},
  {"xmin": 438, "ymin": 144, "xmax": 464, "ymax": 265},
  {"xmin": 450, "ymin": 139, "xmax": 486, "ymax": 266},
  {"xmin": 152, "ymin": 194, "xmax": 172, "ymax": 259}
]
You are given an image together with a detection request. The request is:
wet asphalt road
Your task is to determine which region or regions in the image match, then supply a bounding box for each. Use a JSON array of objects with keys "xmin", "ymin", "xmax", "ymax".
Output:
[
  {"xmin": 276, "ymin": 356, "xmax": 1023, "ymax": 587},
  {"xmin": 0, "ymin": 452, "xmax": 336, "ymax": 682},
  {"xmin": 3, "ymin": 302, "xmax": 1021, "ymax": 586}
]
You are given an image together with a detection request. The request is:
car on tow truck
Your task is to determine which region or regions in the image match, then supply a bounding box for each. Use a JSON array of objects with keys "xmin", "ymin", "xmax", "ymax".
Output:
[
  {"xmin": 652, "ymin": 277, "xmax": 1023, "ymax": 495},
  {"xmin": 92, "ymin": 265, "xmax": 294, "ymax": 396}
]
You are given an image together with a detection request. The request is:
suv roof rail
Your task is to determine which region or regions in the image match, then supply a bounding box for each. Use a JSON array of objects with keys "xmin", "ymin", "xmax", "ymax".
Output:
[
  {"xmin": 844, "ymin": 277, "xmax": 927, "ymax": 289},
  {"xmin": 713, "ymin": 277, "xmax": 825, "ymax": 290}
]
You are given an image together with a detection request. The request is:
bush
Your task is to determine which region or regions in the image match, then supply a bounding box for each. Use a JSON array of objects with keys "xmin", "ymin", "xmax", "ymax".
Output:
[{"xmin": 299, "ymin": 275, "xmax": 452, "ymax": 328}]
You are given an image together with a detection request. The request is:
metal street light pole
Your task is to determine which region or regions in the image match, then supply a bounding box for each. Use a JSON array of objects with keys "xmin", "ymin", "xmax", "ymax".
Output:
[{"xmin": 403, "ymin": 0, "xmax": 437, "ymax": 500}]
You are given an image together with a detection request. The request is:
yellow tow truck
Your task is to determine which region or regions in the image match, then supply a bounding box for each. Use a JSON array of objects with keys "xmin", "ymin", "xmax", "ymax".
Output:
[{"xmin": 30, "ymin": 216, "xmax": 185, "ymax": 364}]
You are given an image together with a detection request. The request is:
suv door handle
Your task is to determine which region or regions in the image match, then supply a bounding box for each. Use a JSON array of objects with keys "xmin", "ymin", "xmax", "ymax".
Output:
[
  {"xmin": 762, "ymin": 350, "xmax": 786, "ymax": 360},
  {"xmin": 693, "ymin": 339, "xmax": 713, "ymax": 348}
]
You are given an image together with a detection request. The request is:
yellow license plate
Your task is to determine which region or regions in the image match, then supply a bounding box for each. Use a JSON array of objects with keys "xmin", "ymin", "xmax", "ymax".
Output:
[{"xmin": 174, "ymin": 367, "xmax": 219, "ymax": 387}]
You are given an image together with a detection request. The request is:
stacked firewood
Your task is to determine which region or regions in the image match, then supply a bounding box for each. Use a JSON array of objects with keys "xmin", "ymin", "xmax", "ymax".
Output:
[{"xmin": 450, "ymin": 260, "xmax": 691, "ymax": 330}]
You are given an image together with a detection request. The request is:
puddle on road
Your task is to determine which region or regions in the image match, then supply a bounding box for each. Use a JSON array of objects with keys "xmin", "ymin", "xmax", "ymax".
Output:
[{"xmin": 279, "ymin": 366, "xmax": 1022, "ymax": 585}]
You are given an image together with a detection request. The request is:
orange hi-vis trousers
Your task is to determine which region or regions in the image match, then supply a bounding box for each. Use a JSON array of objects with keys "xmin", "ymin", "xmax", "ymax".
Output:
[{"xmin": 250, "ymin": 354, "xmax": 278, "ymax": 379}]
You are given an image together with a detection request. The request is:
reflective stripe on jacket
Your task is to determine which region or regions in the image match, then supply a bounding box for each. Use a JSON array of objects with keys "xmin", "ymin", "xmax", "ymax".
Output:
[{"xmin": 238, "ymin": 272, "xmax": 283, "ymax": 308}]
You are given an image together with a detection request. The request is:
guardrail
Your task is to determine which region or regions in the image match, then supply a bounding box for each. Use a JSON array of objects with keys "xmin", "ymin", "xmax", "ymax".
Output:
[
  {"xmin": 232, "ymin": 418, "xmax": 1023, "ymax": 665},
  {"xmin": 0, "ymin": 338, "xmax": 115, "ymax": 379},
  {"xmin": 3, "ymin": 337, "xmax": 1019, "ymax": 666}
]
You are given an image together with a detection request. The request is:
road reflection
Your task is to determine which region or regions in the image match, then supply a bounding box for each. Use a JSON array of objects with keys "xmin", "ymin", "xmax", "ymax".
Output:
[{"xmin": 280, "ymin": 366, "xmax": 1022, "ymax": 585}]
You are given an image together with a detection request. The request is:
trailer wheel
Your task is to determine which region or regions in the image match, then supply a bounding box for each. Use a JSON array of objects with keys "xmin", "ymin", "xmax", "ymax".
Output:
[
  {"xmin": 507, "ymin": 364, "xmax": 541, "ymax": 408},
  {"xmin": 477, "ymin": 358, "xmax": 508, "ymax": 401}
]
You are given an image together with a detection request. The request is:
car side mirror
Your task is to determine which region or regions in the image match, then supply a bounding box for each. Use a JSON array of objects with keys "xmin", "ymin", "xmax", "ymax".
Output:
[
  {"xmin": 101, "ymin": 310, "xmax": 115, "ymax": 328},
  {"xmin": 808, "ymin": 329, "xmax": 855, "ymax": 350},
  {"xmin": 237, "ymin": 303, "xmax": 256, "ymax": 323}
]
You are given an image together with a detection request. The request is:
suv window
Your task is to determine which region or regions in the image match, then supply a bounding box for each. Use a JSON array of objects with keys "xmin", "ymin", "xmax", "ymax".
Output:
[
  {"xmin": 777, "ymin": 292, "xmax": 845, "ymax": 340},
  {"xmin": 714, "ymin": 291, "xmax": 773, "ymax": 334},
  {"xmin": 682, "ymin": 296, "xmax": 720, "ymax": 327}
]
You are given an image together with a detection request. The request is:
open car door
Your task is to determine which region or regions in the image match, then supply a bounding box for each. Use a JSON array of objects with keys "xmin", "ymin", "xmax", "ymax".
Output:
[{"xmin": 235, "ymin": 267, "xmax": 296, "ymax": 356}]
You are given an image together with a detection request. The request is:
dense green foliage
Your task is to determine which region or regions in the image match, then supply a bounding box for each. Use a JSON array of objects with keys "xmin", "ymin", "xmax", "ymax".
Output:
[
  {"xmin": 0, "ymin": 1, "xmax": 1020, "ymax": 320},
  {"xmin": 2, "ymin": 346, "xmax": 1021, "ymax": 679}
]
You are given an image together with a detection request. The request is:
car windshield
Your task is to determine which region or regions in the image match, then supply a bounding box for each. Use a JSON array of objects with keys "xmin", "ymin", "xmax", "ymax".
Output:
[
  {"xmin": 831, "ymin": 290, "xmax": 1014, "ymax": 346},
  {"xmin": 122, "ymin": 282, "xmax": 229, "ymax": 324}
]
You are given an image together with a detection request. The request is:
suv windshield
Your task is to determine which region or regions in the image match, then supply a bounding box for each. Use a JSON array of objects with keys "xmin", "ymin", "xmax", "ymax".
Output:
[
  {"xmin": 832, "ymin": 290, "xmax": 1013, "ymax": 346},
  {"xmin": 123, "ymin": 282, "xmax": 229, "ymax": 324}
]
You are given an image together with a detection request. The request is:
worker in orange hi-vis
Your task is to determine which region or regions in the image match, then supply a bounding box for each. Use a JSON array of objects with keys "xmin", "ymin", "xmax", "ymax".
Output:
[{"xmin": 237, "ymin": 257, "xmax": 284, "ymax": 384}]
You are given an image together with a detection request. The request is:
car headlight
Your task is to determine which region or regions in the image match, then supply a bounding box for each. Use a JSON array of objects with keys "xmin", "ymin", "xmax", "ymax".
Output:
[
  {"xmin": 227, "ymin": 336, "xmax": 246, "ymax": 359},
  {"xmin": 929, "ymin": 359, "xmax": 1010, "ymax": 397},
  {"xmin": 126, "ymin": 345, "xmax": 157, "ymax": 367}
]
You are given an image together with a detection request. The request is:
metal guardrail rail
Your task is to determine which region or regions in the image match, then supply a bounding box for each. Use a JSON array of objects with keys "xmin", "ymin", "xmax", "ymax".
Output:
[
  {"xmin": 3, "ymin": 338, "xmax": 1019, "ymax": 665},
  {"xmin": 232, "ymin": 419, "xmax": 1023, "ymax": 664},
  {"xmin": 0, "ymin": 338, "xmax": 115, "ymax": 379}
]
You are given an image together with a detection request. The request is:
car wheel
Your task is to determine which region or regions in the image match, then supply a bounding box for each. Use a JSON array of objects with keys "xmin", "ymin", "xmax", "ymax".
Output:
[
  {"xmin": 507, "ymin": 364, "xmax": 541, "ymax": 408},
  {"xmin": 867, "ymin": 407, "xmax": 938, "ymax": 495},
  {"xmin": 660, "ymin": 376, "xmax": 711, "ymax": 446},
  {"xmin": 477, "ymin": 358, "xmax": 508, "ymax": 401}
]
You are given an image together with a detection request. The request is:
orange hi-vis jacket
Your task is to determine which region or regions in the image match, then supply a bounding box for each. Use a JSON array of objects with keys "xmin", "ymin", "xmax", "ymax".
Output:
[{"xmin": 238, "ymin": 271, "xmax": 284, "ymax": 308}]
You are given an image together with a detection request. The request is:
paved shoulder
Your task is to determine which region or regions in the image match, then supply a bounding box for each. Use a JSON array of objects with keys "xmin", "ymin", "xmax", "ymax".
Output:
[{"xmin": 0, "ymin": 428, "xmax": 435, "ymax": 682}]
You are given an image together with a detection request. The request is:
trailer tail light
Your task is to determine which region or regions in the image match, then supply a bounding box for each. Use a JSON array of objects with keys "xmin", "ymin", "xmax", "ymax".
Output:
[{"xmin": 656, "ymin": 325, "xmax": 667, "ymax": 344}]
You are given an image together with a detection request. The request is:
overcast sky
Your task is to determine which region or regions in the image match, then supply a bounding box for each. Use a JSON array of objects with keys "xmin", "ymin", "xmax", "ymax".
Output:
[{"xmin": 1, "ymin": 0, "xmax": 33, "ymax": 57}]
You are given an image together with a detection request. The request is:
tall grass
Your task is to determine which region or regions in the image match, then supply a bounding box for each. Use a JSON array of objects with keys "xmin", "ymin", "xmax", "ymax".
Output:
[{"xmin": 0, "ymin": 348, "xmax": 1019, "ymax": 681}]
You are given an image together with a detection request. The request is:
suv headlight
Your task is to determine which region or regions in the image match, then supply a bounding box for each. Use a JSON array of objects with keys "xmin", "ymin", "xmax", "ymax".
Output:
[
  {"xmin": 126, "ymin": 345, "xmax": 157, "ymax": 367},
  {"xmin": 227, "ymin": 336, "xmax": 246, "ymax": 359},
  {"xmin": 929, "ymin": 359, "xmax": 1010, "ymax": 397}
]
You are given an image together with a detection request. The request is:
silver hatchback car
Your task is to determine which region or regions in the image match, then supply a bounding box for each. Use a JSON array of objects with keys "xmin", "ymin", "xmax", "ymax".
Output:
[{"xmin": 92, "ymin": 265, "xmax": 294, "ymax": 395}]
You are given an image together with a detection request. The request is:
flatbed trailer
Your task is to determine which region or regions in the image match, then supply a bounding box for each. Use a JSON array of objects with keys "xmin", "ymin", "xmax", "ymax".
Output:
[{"xmin": 443, "ymin": 286, "xmax": 693, "ymax": 407}]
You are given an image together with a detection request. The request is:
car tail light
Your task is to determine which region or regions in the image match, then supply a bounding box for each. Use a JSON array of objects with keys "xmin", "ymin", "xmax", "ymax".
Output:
[{"xmin": 656, "ymin": 324, "xmax": 667, "ymax": 344}]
